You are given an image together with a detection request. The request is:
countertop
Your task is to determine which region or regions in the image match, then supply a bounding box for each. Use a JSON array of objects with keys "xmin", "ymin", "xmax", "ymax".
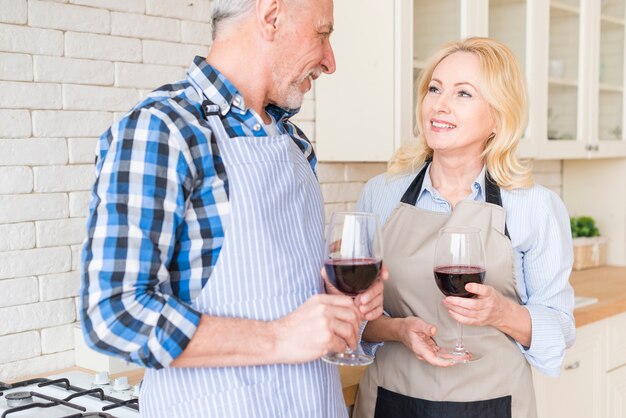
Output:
[
  {"xmin": 569, "ymin": 265, "xmax": 626, "ymax": 326},
  {"xmin": 339, "ymin": 265, "xmax": 626, "ymax": 406}
]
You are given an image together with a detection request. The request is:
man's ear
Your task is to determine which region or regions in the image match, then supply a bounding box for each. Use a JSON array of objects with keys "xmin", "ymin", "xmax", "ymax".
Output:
[{"xmin": 257, "ymin": 0, "xmax": 281, "ymax": 41}]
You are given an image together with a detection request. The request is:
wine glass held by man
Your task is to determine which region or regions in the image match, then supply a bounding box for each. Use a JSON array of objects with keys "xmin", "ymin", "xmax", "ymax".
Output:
[
  {"xmin": 352, "ymin": 37, "xmax": 575, "ymax": 418},
  {"xmin": 320, "ymin": 212, "xmax": 385, "ymax": 366}
]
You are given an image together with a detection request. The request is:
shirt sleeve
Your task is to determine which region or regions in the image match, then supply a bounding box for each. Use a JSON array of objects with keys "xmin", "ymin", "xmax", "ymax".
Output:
[
  {"xmin": 517, "ymin": 190, "xmax": 576, "ymax": 376},
  {"xmin": 80, "ymin": 108, "xmax": 202, "ymax": 369}
]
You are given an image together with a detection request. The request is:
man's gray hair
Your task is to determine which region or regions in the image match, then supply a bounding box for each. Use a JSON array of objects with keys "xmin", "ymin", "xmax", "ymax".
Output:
[{"xmin": 211, "ymin": 0, "xmax": 256, "ymax": 40}]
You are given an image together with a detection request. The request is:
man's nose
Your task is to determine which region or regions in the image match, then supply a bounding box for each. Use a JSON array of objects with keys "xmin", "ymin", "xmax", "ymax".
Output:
[{"xmin": 321, "ymin": 40, "xmax": 336, "ymax": 74}]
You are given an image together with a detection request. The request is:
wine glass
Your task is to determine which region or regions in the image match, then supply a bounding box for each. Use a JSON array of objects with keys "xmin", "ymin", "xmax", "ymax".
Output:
[
  {"xmin": 322, "ymin": 212, "xmax": 383, "ymax": 366},
  {"xmin": 433, "ymin": 226, "xmax": 486, "ymax": 363}
]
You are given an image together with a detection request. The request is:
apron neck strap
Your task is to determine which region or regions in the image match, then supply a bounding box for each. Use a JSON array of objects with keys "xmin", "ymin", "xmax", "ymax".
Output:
[
  {"xmin": 202, "ymin": 99, "xmax": 224, "ymax": 120},
  {"xmin": 399, "ymin": 159, "xmax": 511, "ymax": 239}
]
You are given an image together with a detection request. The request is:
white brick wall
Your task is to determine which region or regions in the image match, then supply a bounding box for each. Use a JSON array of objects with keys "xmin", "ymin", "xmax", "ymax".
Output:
[
  {"xmin": 41, "ymin": 324, "xmax": 74, "ymax": 354},
  {"xmin": 0, "ymin": 277, "xmax": 39, "ymax": 308},
  {"xmin": 0, "ymin": 224, "xmax": 36, "ymax": 252},
  {"xmin": 39, "ymin": 271, "xmax": 81, "ymax": 301},
  {"xmin": 0, "ymin": 0, "xmax": 28, "ymax": 24},
  {"xmin": 0, "ymin": 332, "xmax": 41, "ymax": 364},
  {"xmin": 0, "ymin": 0, "xmax": 213, "ymax": 381},
  {"xmin": 0, "ymin": 167, "xmax": 33, "ymax": 194},
  {"xmin": 0, "ymin": 110, "xmax": 32, "ymax": 137},
  {"xmin": 0, "ymin": 52, "xmax": 33, "ymax": 81}
]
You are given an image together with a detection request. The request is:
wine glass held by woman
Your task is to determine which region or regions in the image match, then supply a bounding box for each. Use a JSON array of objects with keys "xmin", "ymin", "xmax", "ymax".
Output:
[
  {"xmin": 352, "ymin": 37, "xmax": 575, "ymax": 418},
  {"xmin": 433, "ymin": 226, "xmax": 486, "ymax": 363}
]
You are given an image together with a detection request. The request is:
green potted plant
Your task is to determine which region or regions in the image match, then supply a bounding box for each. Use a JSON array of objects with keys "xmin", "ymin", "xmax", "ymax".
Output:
[{"xmin": 570, "ymin": 216, "xmax": 606, "ymax": 270}]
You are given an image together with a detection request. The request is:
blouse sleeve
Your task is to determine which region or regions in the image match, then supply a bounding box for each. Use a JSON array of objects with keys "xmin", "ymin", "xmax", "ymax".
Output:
[{"xmin": 516, "ymin": 189, "xmax": 576, "ymax": 376}]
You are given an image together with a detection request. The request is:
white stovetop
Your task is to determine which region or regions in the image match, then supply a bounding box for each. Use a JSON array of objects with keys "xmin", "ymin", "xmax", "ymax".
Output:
[{"xmin": 0, "ymin": 370, "xmax": 140, "ymax": 417}]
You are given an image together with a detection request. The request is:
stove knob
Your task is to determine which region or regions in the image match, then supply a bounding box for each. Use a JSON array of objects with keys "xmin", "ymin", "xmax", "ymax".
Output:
[
  {"xmin": 132, "ymin": 384, "xmax": 141, "ymax": 397},
  {"xmin": 93, "ymin": 371, "xmax": 110, "ymax": 385},
  {"xmin": 113, "ymin": 376, "xmax": 130, "ymax": 391}
]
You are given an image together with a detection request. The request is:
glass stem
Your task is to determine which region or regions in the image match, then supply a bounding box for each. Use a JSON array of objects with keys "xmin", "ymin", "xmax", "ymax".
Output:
[{"xmin": 455, "ymin": 321, "xmax": 465, "ymax": 353}]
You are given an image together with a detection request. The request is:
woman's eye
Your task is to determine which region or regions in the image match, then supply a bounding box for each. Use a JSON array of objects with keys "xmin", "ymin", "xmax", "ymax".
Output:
[
  {"xmin": 458, "ymin": 90, "xmax": 472, "ymax": 98},
  {"xmin": 428, "ymin": 85, "xmax": 439, "ymax": 93}
]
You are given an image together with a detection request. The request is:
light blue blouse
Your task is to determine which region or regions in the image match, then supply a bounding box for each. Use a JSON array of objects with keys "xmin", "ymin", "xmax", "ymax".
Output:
[{"xmin": 358, "ymin": 165, "xmax": 576, "ymax": 376}]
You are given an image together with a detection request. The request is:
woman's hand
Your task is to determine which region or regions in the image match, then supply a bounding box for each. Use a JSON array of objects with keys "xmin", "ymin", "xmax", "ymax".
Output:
[
  {"xmin": 442, "ymin": 283, "xmax": 532, "ymax": 347},
  {"xmin": 321, "ymin": 264, "xmax": 388, "ymax": 321},
  {"xmin": 399, "ymin": 317, "xmax": 453, "ymax": 367},
  {"xmin": 442, "ymin": 283, "xmax": 508, "ymax": 327}
]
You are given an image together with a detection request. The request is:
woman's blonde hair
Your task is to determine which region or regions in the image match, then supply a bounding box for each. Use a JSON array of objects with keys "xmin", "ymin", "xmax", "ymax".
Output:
[{"xmin": 389, "ymin": 37, "xmax": 533, "ymax": 189}]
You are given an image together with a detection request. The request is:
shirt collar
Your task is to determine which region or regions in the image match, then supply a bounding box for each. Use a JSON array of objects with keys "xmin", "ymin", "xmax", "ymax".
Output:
[
  {"xmin": 187, "ymin": 56, "xmax": 299, "ymax": 121},
  {"xmin": 417, "ymin": 163, "xmax": 486, "ymax": 202}
]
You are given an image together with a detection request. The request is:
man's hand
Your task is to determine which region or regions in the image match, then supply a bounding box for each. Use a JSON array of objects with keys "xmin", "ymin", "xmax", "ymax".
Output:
[
  {"xmin": 321, "ymin": 264, "xmax": 388, "ymax": 321},
  {"xmin": 272, "ymin": 293, "xmax": 361, "ymax": 364}
]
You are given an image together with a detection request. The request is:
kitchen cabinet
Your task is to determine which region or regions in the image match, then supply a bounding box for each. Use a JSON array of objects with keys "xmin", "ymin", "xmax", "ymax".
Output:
[
  {"xmin": 533, "ymin": 310, "xmax": 626, "ymax": 418},
  {"xmin": 315, "ymin": 0, "xmax": 626, "ymax": 162},
  {"xmin": 607, "ymin": 312, "xmax": 626, "ymax": 418},
  {"xmin": 532, "ymin": 321, "xmax": 605, "ymax": 418},
  {"xmin": 607, "ymin": 365, "xmax": 626, "ymax": 418}
]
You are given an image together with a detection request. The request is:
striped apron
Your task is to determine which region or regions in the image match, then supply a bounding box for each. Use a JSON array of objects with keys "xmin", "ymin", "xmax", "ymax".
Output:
[{"xmin": 139, "ymin": 102, "xmax": 347, "ymax": 417}]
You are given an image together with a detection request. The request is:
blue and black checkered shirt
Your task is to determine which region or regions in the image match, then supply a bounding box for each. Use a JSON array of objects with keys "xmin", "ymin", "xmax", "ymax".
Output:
[{"xmin": 80, "ymin": 56, "xmax": 317, "ymax": 369}]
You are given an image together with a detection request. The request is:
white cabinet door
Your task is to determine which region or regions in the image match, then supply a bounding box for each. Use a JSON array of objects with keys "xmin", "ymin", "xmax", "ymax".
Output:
[
  {"xmin": 607, "ymin": 311, "xmax": 626, "ymax": 370},
  {"xmin": 532, "ymin": 321, "xmax": 605, "ymax": 418},
  {"xmin": 314, "ymin": 0, "xmax": 395, "ymax": 162},
  {"xmin": 608, "ymin": 365, "xmax": 626, "ymax": 418}
]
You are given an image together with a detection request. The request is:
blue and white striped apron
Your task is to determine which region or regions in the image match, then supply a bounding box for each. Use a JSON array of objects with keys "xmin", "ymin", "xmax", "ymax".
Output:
[{"xmin": 139, "ymin": 103, "xmax": 347, "ymax": 418}]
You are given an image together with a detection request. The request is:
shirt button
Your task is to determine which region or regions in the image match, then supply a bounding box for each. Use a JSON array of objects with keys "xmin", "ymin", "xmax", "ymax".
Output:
[
  {"xmin": 220, "ymin": 103, "xmax": 228, "ymax": 110},
  {"xmin": 233, "ymin": 96, "xmax": 241, "ymax": 106},
  {"xmin": 253, "ymin": 123, "xmax": 261, "ymax": 131}
]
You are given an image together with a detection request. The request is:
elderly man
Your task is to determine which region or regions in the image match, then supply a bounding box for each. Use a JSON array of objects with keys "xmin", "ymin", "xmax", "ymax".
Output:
[{"xmin": 80, "ymin": 0, "xmax": 384, "ymax": 416}]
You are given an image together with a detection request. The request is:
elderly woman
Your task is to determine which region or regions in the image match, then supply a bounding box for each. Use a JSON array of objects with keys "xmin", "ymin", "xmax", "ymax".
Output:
[{"xmin": 353, "ymin": 37, "xmax": 575, "ymax": 418}]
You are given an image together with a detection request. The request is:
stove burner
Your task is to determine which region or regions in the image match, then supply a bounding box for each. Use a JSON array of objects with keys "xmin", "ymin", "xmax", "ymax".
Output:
[{"xmin": 5, "ymin": 391, "xmax": 33, "ymax": 407}]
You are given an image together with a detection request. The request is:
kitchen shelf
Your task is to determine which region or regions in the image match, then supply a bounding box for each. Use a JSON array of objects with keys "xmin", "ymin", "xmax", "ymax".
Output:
[
  {"xmin": 413, "ymin": 59, "xmax": 427, "ymax": 70},
  {"xmin": 599, "ymin": 83, "xmax": 624, "ymax": 92},
  {"xmin": 601, "ymin": 14, "xmax": 626, "ymax": 26},
  {"xmin": 549, "ymin": 77, "xmax": 579, "ymax": 87},
  {"xmin": 551, "ymin": 1, "xmax": 580, "ymax": 15}
]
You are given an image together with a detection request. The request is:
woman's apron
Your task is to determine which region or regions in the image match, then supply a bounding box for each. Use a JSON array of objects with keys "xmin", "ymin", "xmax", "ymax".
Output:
[
  {"xmin": 353, "ymin": 162, "xmax": 536, "ymax": 418},
  {"xmin": 139, "ymin": 101, "xmax": 347, "ymax": 418}
]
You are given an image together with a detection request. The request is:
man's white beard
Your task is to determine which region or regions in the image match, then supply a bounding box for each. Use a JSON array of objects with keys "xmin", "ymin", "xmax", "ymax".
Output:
[{"xmin": 271, "ymin": 66, "xmax": 305, "ymax": 110}]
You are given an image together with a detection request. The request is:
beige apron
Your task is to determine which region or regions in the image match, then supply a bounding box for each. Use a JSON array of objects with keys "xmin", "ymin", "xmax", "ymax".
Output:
[{"xmin": 353, "ymin": 163, "xmax": 536, "ymax": 418}]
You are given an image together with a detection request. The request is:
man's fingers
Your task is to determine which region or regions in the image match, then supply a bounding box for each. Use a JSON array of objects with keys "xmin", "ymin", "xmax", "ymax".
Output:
[
  {"xmin": 380, "ymin": 264, "xmax": 389, "ymax": 281},
  {"xmin": 355, "ymin": 278, "xmax": 383, "ymax": 305},
  {"xmin": 465, "ymin": 282, "xmax": 489, "ymax": 296},
  {"xmin": 328, "ymin": 317, "xmax": 358, "ymax": 350}
]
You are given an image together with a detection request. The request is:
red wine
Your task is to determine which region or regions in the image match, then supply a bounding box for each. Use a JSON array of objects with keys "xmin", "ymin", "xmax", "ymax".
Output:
[
  {"xmin": 433, "ymin": 265, "xmax": 485, "ymax": 298},
  {"xmin": 324, "ymin": 258, "xmax": 382, "ymax": 296}
]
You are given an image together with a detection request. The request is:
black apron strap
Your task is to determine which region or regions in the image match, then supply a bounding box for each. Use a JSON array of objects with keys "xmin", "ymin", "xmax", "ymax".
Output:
[
  {"xmin": 399, "ymin": 160, "xmax": 510, "ymax": 239},
  {"xmin": 400, "ymin": 160, "xmax": 430, "ymax": 205},
  {"xmin": 485, "ymin": 172, "xmax": 511, "ymax": 239}
]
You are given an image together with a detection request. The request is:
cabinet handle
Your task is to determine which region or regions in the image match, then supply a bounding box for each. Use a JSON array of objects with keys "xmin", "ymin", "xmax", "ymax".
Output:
[
  {"xmin": 585, "ymin": 145, "xmax": 599, "ymax": 151},
  {"xmin": 564, "ymin": 361, "xmax": 580, "ymax": 370}
]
